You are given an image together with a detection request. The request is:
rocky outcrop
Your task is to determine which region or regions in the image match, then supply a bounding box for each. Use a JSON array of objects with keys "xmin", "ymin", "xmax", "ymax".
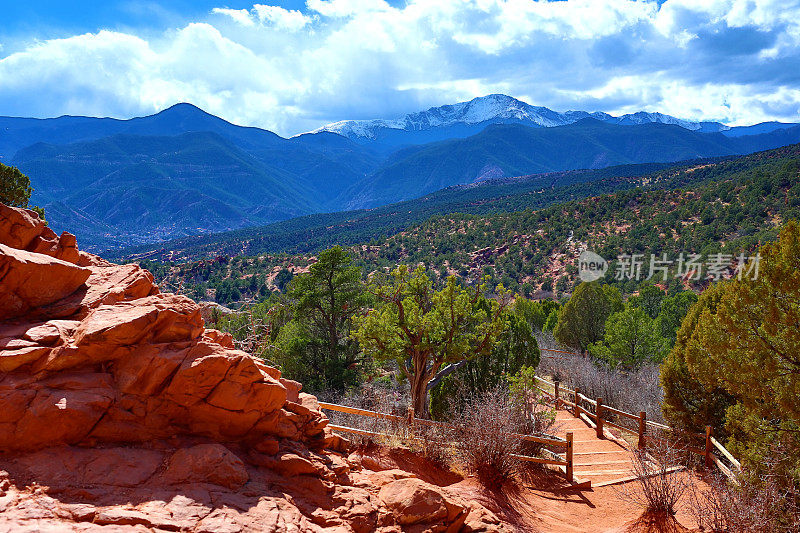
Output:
[
  {"xmin": 0, "ymin": 203, "xmax": 80, "ymax": 264},
  {"xmin": 0, "ymin": 214, "xmax": 326, "ymax": 451},
  {"xmin": 0, "ymin": 244, "xmax": 90, "ymax": 320},
  {"xmin": 0, "ymin": 204, "xmax": 509, "ymax": 532}
]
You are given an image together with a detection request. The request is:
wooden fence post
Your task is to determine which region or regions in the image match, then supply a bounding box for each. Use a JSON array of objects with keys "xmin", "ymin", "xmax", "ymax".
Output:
[
  {"xmin": 554, "ymin": 380, "xmax": 560, "ymax": 408},
  {"xmin": 407, "ymin": 407, "xmax": 415, "ymax": 437},
  {"xmin": 638, "ymin": 411, "xmax": 647, "ymax": 449},
  {"xmin": 574, "ymin": 387, "xmax": 581, "ymax": 418},
  {"xmin": 596, "ymin": 397, "xmax": 604, "ymax": 439},
  {"xmin": 566, "ymin": 432, "xmax": 574, "ymax": 483},
  {"xmin": 705, "ymin": 426, "xmax": 713, "ymax": 468}
]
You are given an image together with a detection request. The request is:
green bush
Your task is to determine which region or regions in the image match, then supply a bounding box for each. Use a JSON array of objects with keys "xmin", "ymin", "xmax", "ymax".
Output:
[{"xmin": 0, "ymin": 162, "xmax": 32, "ymax": 207}]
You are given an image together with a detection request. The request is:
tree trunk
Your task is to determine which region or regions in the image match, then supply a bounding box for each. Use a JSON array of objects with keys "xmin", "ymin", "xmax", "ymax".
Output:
[{"xmin": 410, "ymin": 372, "xmax": 429, "ymax": 419}]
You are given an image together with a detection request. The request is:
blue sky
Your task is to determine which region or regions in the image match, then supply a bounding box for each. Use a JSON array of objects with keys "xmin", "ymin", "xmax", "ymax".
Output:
[
  {"xmin": 0, "ymin": 1, "xmax": 310, "ymax": 47},
  {"xmin": 2, "ymin": 1, "xmax": 303, "ymax": 29},
  {"xmin": 1, "ymin": 0, "xmax": 799, "ymax": 136}
]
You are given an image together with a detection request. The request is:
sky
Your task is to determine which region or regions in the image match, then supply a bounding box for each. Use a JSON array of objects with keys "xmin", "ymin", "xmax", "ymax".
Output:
[{"xmin": 1, "ymin": 0, "xmax": 800, "ymax": 136}]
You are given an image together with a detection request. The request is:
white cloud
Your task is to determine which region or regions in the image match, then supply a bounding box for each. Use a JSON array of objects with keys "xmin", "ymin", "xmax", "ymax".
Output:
[
  {"xmin": 214, "ymin": 4, "xmax": 314, "ymax": 31},
  {"xmin": 1, "ymin": 0, "xmax": 799, "ymax": 135},
  {"xmin": 253, "ymin": 5, "xmax": 314, "ymax": 30},
  {"xmin": 306, "ymin": 0, "xmax": 392, "ymax": 18},
  {"xmin": 211, "ymin": 8, "xmax": 256, "ymax": 27}
]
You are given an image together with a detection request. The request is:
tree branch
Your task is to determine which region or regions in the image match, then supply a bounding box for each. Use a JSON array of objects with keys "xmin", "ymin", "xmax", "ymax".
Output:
[{"xmin": 426, "ymin": 359, "xmax": 470, "ymax": 392}]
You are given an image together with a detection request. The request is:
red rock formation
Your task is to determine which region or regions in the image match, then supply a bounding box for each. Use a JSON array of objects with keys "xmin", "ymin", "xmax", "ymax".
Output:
[{"xmin": 0, "ymin": 204, "xmax": 508, "ymax": 531}]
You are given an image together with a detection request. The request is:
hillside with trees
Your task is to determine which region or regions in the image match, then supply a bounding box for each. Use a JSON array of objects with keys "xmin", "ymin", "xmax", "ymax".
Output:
[
  {"xmin": 10, "ymin": 99, "xmax": 800, "ymax": 252},
  {"xmin": 143, "ymin": 143, "xmax": 800, "ymax": 306}
]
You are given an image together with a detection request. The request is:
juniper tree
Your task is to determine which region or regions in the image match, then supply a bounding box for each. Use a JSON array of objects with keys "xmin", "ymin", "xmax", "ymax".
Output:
[{"xmin": 354, "ymin": 266, "xmax": 510, "ymax": 417}]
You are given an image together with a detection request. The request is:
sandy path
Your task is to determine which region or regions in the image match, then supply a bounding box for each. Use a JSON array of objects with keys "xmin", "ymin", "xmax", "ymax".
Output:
[
  {"xmin": 449, "ymin": 470, "xmax": 702, "ymax": 532},
  {"xmin": 553, "ymin": 408, "xmax": 643, "ymax": 486},
  {"xmin": 445, "ymin": 406, "xmax": 705, "ymax": 531}
]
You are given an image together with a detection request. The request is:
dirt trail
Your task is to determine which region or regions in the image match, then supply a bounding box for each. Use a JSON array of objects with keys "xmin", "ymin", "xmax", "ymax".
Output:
[
  {"xmin": 505, "ymin": 406, "xmax": 703, "ymax": 532},
  {"xmin": 446, "ymin": 469, "xmax": 702, "ymax": 532},
  {"xmin": 523, "ymin": 481, "xmax": 700, "ymax": 532},
  {"xmin": 554, "ymin": 408, "xmax": 643, "ymax": 486}
]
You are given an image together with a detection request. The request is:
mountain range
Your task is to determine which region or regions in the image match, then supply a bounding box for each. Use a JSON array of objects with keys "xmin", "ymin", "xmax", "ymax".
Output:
[
  {"xmin": 3, "ymin": 94, "xmax": 799, "ymax": 251},
  {"xmin": 309, "ymin": 94, "xmax": 796, "ymax": 149}
]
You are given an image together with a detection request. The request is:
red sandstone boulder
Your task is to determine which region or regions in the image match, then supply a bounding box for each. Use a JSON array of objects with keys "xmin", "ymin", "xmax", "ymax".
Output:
[
  {"xmin": 0, "ymin": 345, "xmax": 50, "ymax": 373},
  {"xmin": 251, "ymin": 452, "xmax": 321, "ymax": 477},
  {"xmin": 0, "ymin": 244, "xmax": 91, "ymax": 320},
  {"xmin": 12, "ymin": 447, "xmax": 164, "ymax": 488},
  {"xmin": 378, "ymin": 478, "xmax": 457, "ymax": 525},
  {"xmin": 74, "ymin": 293, "xmax": 203, "ymax": 347},
  {"xmin": 54, "ymin": 231, "xmax": 80, "ymax": 264},
  {"xmin": 204, "ymin": 328, "xmax": 235, "ymax": 348},
  {"xmin": 42, "ymin": 262, "xmax": 159, "ymax": 319},
  {"xmin": 25, "ymin": 224, "xmax": 59, "ymax": 256},
  {"xmin": 8, "ymin": 378, "xmax": 115, "ymax": 450},
  {"xmin": 0, "ymin": 204, "xmax": 46, "ymax": 250},
  {"xmin": 0, "ymin": 204, "xmax": 83, "ymax": 265},
  {"xmin": 164, "ymin": 444, "xmax": 249, "ymax": 489},
  {"xmin": 0, "ymin": 205, "xmax": 324, "ymax": 452}
]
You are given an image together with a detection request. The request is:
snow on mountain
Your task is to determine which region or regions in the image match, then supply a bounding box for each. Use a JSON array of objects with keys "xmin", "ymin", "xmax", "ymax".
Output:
[
  {"xmin": 306, "ymin": 94, "xmax": 729, "ymax": 140},
  {"xmin": 401, "ymin": 93, "xmax": 569, "ymax": 129},
  {"xmin": 607, "ymin": 111, "xmax": 730, "ymax": 132}
]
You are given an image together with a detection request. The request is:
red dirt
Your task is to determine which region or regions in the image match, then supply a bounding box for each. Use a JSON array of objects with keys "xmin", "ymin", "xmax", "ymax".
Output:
[
  {"xmin": 429, "ymin": 407, "xmax": 708, "ymax": 532},
  {"xmin": 441, "ymin": 472, "xmax": 702, "ymax": 532}
]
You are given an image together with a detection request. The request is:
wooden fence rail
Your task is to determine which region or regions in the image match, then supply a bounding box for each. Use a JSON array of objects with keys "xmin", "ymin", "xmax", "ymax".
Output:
[
  {"xmin": 319, "ymin": 402, "xmax": 405, "ymax": 422},
  {"xmin": 320, "ymin": 362, "xmax": 742, "ymax": 486},
  {"xmin": 319, "ymin": 401, "xmax": 578, "ymax": 484},
  {"xmin": 532, "ymin": 375, "xmax": 741, "ymax": 480}
]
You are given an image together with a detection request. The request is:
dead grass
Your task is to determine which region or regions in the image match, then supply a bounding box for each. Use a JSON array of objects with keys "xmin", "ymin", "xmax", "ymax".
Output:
[
  {"xmin": 450, "ymin": 387, "xmax": 530, "ymax": 487},
  {"xmin": 686, "ymin": 464, "xmax": 800, "ymax": 532},
  {"xmin": 537, "ymin": 331, "xmax": 665, "ymax": 424},
  {"xmin": 617, "ymin": 439, "xmax": 687, "ymax": 516}
]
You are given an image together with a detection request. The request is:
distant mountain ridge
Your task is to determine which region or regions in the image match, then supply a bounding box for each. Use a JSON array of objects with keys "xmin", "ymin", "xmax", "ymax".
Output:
[
  {"xmin": 111, "ymin": 158, "xmax": 693, "ymax": 263},
  {"xmin": 311, "ymin": 94, "xmax": 613, "ymax": 138},
  {"xmin": 114, "ymin": 143, "xmax": 800, "ymax": 264},
  {"xmin": 338, "ymin": 118, "xmax": 800, "ymax": 209},
  {"xmin": 0, "ymin": 103, "xmax": 288, "ymax": 161},
  {"xmin": 2, "ymin": 97, "xmax": 799, "ymax": 252},
  {"xmin": 308, "ymin": 94, "xmax": 795, "ymax": 147},
  {"xmin": 4, "ymin": 104, "xmax": 382, "ymax": 247}
]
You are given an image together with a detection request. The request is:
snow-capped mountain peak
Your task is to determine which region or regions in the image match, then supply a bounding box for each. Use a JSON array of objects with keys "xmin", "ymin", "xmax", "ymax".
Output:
[
  {"xmin": 407, "ymin": 94, "xmax": 561, "ymax": 128},
  {"xmin": 305, "ymin": 94, "xmax": 729, "ymax": 142},
  {"xmin": 610, "ymin": 111, "xmax": 730, "ymax": 132}
]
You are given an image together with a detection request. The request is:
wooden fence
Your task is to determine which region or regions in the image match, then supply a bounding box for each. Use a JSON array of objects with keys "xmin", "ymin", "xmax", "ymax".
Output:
[
  {"xmin": 317, "ymin": 347, "xmax": 742, "ymax": 486},
  {"xmin": 318, "ymin": 401, "xmax": 581, "ymax": 485},
  {"xmin": 531, "ymin": 375, "xmax": 741, "ymax": 480}
]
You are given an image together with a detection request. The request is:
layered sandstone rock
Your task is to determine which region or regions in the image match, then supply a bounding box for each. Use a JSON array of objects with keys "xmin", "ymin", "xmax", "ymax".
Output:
[
  {"xmin": 0, "ymin": 203, "xmax": 508, "ymax": 532},
  {"xmin": 0, "ymin": 204, "xmax": 80, "ymax": 264},
  {"xmin": 0, "ymin": 205, "xmax": 330, "ymax": 452}
]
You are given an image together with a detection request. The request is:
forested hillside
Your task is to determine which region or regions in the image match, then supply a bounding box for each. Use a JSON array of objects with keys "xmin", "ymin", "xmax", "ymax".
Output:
[
  {"xmin": 116, "ymin": 159, "xmax": 686, "ymax": 262},
  {"xmin": 18, "ymin": 132, "xmax": 317, "ymax": 246},
  {"xmin": 143, "ymin": 143, "xmax": 800, "ymax": 306},
  {"xmin": 340, "ymin": 119, "xmax": 800, "ymax": 209}
]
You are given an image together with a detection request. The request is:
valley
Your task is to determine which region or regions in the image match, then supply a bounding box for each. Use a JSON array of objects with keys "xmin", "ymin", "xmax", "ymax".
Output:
[{"xmin": 128, "ymin": 143, "xmax": 800, "ymax": 306}]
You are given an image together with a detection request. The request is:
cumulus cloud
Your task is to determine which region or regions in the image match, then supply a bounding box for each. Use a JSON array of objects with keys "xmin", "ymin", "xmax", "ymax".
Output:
[
  {"xmin": 306, "ymin": 0, "xmax": 392, "ymax": 18},
  {"xmin": 214, "ymin": 4, "xmax": 314, "ymax": 30},
  {"xmin": 0, "ymin": 0, "xmax": 799, "ymax": 135},
  {"xmin": 211, "ymin": 8, "xmax": 256, "ymax": 27}
]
